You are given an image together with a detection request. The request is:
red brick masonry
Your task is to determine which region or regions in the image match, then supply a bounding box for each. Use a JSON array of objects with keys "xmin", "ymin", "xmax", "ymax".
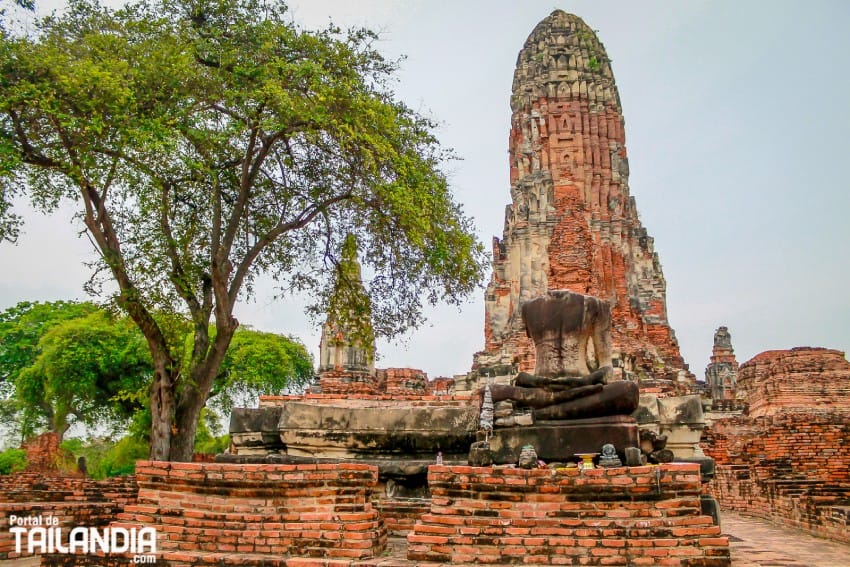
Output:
[
  {"xmin": 408, "ymin": 463, "xmax": 730, "ymax": 565},
  {"xmin": 704, "ymin": 412, "xmax": 850, "ymax": 544},
  {"xmin": 702, "ymin": 347, "xmax": 850, "ymax": 545},
  {"xmin": 0, "ymin": 473, "xmax": 137, "ymax": 560},
  {"xmin": 111, "ymin": 461, "xmax": 386, "ymax": 565},
  {"xmin": 736, "ymin": 347, "xmax": 850, "ymax": 417}
]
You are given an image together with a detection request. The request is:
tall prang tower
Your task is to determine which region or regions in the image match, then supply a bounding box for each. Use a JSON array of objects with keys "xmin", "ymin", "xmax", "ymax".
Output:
[{"xmin": 472, "ymin": 10, "xmax": 689, "ymax": 388}]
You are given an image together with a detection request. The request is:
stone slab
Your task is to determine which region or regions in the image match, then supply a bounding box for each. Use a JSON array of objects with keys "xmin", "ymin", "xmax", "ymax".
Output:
[
  {"xmin": 276, "ymin": 401, "xmax": 478, "ymax": 459},
  {"xmin": 487, "ymin": 415, "xmax": 639, "ymax": 464}
]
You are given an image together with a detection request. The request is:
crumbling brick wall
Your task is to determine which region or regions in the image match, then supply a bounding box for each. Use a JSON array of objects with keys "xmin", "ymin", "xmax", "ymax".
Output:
[
  {"xmin": 408, "ymin": 464, "xmax": 730, "ymax": 565},
  {"xmin": 702, "ymin": 347, "xmax": 850, "ymax": 544},
  {"xmin": 44, "ymin": 461, "xmax": 387, "ymax": 565},
  {"xmin": 0, "ymin": 473, "xmax": 137, "ymax": 560},
  {"xmin": 737, "ymin": 348, "xmax": 850, "ymax": 418},
  {"xmin": 703, "ymin": 412, "xmax": 850, "ymax": 544}
]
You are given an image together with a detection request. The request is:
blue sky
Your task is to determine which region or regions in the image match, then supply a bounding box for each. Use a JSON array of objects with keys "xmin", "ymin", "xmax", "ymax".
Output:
[{"xmin": 2, "ymin": 0, "xmax": 848, "ymax": 380}]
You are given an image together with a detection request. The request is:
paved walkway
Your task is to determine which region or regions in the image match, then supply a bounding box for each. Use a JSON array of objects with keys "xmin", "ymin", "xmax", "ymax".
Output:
[{"xmin": 723, "ymin": 510, "xmax": 850, "ymax": 566}]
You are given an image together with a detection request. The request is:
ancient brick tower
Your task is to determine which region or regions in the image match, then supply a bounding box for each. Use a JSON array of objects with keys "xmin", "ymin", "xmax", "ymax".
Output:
[
  {"xmin": 704, "ymin": 326, "xmax": 739, "ymax": 401},
  {"xmin": 474, "ymin": 10, "xmax": 688, "ymax": 382}
]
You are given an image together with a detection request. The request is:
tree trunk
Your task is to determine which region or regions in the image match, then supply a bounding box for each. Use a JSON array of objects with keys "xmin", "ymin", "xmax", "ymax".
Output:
[
  {"xmin": 169, "ymin": 389, "xmax": 207, "ymax": 462},
  {"xmin": 167, "ymin": 323, "xmax": 236, "ymax": 462},
  {"xmin": 148, "ymin": 362, "xmax": 176, "ymax": 461}
]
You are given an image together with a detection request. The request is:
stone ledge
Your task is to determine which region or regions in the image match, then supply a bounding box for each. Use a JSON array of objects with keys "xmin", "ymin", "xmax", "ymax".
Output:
[{"xmin": 487, "ymin": 416, "xmax": 639, "ymax": 464}]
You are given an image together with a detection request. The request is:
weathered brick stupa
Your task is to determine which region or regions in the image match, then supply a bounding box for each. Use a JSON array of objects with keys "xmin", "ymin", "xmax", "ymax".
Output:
[
  {"xmin": 472, "ymin": 10, "xmax": 689, "ymax": 389},
  {"xmin": 704, "ymin": 326, "xmax": 740, "ymax": 403}
]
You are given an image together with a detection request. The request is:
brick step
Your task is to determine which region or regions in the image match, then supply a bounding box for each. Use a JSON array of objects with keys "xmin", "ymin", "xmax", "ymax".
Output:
[
  {"xmin": 164, "ymin": 551, "xmax": 371, "ymax": 566},
  {"xmin": 118, "ymin": 509, "xmax": 381, "ymax": 529}
]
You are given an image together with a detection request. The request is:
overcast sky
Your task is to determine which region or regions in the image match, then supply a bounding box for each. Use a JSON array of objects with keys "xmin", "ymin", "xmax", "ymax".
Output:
[{"xmin": 2, "ymin": 0, "xmax": 848, "ymax": 381}]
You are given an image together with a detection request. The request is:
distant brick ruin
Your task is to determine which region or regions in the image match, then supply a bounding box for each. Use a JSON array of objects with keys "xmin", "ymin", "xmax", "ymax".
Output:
[
  {"xmin": 473, "ymin": 10, "xmax": 688, "ymax": 388},
  {"xmin": 702, "ymin": 347, "xmax": 850, "ymax": 544},
  {"xmin": 704, "ymin": 326, "xmax": 740, "ymax": 404},
  {"xmin": 736, "ymin": 347, "xmax": 850, "ymax": 417}
]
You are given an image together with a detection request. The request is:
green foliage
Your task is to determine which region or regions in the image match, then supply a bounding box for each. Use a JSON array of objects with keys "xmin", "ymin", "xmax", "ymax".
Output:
[
  {"xmin": 0, "ymin": 301, "xmax": 99, "ymax": 387},
  {"xmin": 97, "ymin": 436, "xmax": 148, "ymax": 477},
  {"xmin": 61, "ymin": 436, "xmax": 147, "ymax": 478},
  {"xmin": 211, "ymin": 329, "xmax": 313, "ymax": 413},
  {"xmin": 0, "ymin": 302, "xmax": 151, "ymax": 438},
  {"xmin": 0, "ymin": 0, "xmax": 485, "ymax": 459},
  {"xmin": 0, "ymin": 298, "xmax": 311, "ymax": 450},
  {"xmin": 0, "ymin": 301, "xmax": 102, "ymax": 438},
  {"xmin": 0, "ymin": 447, "xmax": 26, "ymax": 474},
  {"xmin": 193, "ymin": 409, "xmax": 229, "ymax": 454},
  {"xmin": 19, "ymin": 310, "xmax": 151, "ymax": 435},
  {"xmin": 1, "ymin": 0, "xmax": 485, "ymax": 331}
]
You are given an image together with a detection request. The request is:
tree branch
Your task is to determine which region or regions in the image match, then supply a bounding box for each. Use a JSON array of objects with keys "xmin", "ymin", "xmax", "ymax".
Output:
[
  {"xmin": 227, "ymin": 191, "xmax": 353, "ymax": 303},
  {"xmin": 9, "ymin": 110, "xmax": 61, "ymax": 169}
]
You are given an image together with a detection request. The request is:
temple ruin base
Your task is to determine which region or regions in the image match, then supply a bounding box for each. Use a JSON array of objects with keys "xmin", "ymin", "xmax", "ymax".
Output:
[
  {"xmin": 409, "ymin": 463, "xmax": 730, "ymax": 566},
  {"xmin": 487, "ymin": 415, "xmax": 639, "ymax": 465}
]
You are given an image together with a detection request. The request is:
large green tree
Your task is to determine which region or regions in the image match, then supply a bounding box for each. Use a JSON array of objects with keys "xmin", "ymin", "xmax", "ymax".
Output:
[
  {"xmin": 16, "ymin": 309, "xmax": 151, "ymax": 439},
  {"xmin": 0, "ymin": 301, "xmax": 314, "ymax": 445},
  {"xmin": 0, "ymin": 301, "xmax": 147, "ymax": 440},
  {"xmin": 0, "ymin": 0, "xmax": 485, "ymax": 460}
]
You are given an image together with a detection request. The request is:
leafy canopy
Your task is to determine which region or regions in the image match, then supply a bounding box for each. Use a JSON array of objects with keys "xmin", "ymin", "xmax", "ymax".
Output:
[
  {"xmin": 0, "ymin": 301, "xmax": 151, "ymax": 439},
  {"xmin": 0, "ymin": 0, "xmax": 485, "ymax": 459},
  {"xmin": 0, "ymin": 301, "xmax": 313, "ymax": 444},
  {"xmin": 0, "ymin": 0, "xmax": 484, "ymax": 334}
]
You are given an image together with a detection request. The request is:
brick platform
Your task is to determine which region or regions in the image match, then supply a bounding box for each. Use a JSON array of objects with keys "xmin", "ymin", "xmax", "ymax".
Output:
[
  {"xmin": 42, "ymin": 461, "xmax": 387, "ymax": 566},
  {"xmin": 0, "ymin": 473, "xmax": 137, "ymax": 560},
  {"xmin": 407, "ymin": 463, "xmax": 730, "ymax": 565}
]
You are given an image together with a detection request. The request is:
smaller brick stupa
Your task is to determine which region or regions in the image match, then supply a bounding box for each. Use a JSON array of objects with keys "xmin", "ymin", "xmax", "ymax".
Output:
[
  {"xmin": 315, "ymin": 234, "xmax": 379, "ymax": 393},
  {"xmin": 704, "ymin": 326, "xmax": 740, "ymax": 402}
]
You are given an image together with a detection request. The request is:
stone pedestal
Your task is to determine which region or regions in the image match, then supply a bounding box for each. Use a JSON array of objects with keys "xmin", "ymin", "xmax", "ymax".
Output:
[
  {"xmin": 636, "ymin": 394, "xmax": 707, "ymax": 459},
  {"xmin": 486, "ymin": 415, "xmax": 639, "ymax": 464}
]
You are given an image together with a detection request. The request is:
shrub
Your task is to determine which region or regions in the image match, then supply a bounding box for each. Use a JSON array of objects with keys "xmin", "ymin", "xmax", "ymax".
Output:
[{"xmin": 0, "ymin": 448, "xmax": 27, "ymax": 474}]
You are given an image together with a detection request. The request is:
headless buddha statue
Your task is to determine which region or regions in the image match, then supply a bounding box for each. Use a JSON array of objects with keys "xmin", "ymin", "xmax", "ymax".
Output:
[{"xmin": 489, "ymin": 290, "xmax": 639, "ymax": 422}]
